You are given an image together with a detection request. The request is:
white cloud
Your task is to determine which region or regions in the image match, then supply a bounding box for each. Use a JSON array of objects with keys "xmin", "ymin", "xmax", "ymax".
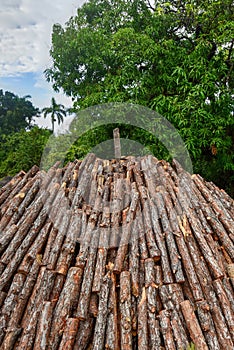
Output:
[{"xmin": 0, "ymin": 0, "xmax": 86, "ymax": 77}]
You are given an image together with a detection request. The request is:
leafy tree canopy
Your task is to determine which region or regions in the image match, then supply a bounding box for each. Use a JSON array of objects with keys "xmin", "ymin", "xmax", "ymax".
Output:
[
  {"xmin": 0, "ymin": 89, "xmax": 39, "ymax": 135},
  {"xmin": 45, "ymin": 0, "xmax": 234, "ymax": 194},
  {"xmin": 0, "ymin": 126, "xmax": 51, "ymax": 178}
]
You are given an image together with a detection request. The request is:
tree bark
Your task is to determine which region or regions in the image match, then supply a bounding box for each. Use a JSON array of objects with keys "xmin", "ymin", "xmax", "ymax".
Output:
[{"xmin": 180, "ymin": 300, "xmax": 209, "ymax": 350}]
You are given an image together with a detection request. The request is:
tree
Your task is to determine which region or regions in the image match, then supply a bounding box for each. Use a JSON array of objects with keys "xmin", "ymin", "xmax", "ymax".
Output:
[
  {"xmin": 42, "ymin": 97, "xmax": 67, "ymax": 133},
  {"xmin": 0, "ymin": 126, "xmax": 51, "ymax": 178},
  {"xmin": 0, "ymin": 89, "xmax": 39, "ymax": 135},
  {"xmin": 45, "ymin": 0, "xmax": 234, "ymax": 194}
]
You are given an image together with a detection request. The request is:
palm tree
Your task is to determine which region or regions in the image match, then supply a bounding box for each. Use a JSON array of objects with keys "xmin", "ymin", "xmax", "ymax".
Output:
[{"xmin": 42, "ymin": 97, "xmax": 67, "ymax": 133}]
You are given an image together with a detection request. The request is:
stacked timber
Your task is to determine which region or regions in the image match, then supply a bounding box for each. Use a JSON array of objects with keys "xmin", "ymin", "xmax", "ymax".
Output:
[{"xmin": 0, "ymin": 153, "xmax": 233, "ymax": 349}]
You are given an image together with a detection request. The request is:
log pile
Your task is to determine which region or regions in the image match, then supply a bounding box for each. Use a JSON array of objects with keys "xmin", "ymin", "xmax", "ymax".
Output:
[{"xmin": 0, "ymin": 153, "xmax": 233, "ymax": 349}]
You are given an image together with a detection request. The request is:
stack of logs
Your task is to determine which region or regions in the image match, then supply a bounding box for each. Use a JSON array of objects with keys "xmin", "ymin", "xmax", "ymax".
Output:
[{"xmin": 0, "ymin": 153, "xmax": 233, "ymax": 349}]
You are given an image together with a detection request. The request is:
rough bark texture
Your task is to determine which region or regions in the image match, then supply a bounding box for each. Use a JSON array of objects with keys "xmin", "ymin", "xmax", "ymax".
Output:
[{"xmin": 0, "ymin": 153, "xmax": 233, "ymax": 349}]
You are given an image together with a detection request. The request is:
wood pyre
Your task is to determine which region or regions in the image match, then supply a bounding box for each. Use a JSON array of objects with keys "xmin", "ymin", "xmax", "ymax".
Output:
[{"xmin": 0, "ymin": 151, "xmax": 233, "ymax": 349}]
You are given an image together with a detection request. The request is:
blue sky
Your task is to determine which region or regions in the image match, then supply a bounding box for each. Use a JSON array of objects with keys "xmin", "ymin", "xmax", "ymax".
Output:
[{"xmin": 0, "ymin": 0, "xmax": 85, "ymax": 129}]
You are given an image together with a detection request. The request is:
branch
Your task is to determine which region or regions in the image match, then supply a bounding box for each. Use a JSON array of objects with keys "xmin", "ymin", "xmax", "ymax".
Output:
[{"xmin": 146, "ymin": 0, "xmax": 155, "ymax": 12}]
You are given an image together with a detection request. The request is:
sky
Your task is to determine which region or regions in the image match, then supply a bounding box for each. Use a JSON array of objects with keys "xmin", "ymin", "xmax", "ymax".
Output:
[{"xmin": 0, "ymin": 0, "xmax": 86, "ymax": 129}]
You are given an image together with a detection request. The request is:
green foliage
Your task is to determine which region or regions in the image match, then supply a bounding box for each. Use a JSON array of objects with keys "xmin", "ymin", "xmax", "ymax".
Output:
[
  {"xmin": 45, "ymin": 0, "xmax": 234, "ymax": 195},
  {"xmin": 0, "ymin": 126, "xmax": 51, "ymax": 178},
  {"xmin": 0, "ymin": 89, "xmax": 39, "ymax": 135},
  {"xmin": 64, "ymin": 124, "xmax": 171, "ymax": 161},
  {"xmin": 187, "ymin": 343, "xmax": 196, "ymax": 350},
  {"xmin": 0, "ymin": 89, "xmax": 51, "ymax": 180}
]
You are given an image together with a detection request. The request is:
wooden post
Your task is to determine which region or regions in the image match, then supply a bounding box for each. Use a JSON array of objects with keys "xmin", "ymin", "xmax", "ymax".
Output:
[{"xmin": 113, "ymin": 128, "xmax": 121, "ymax": 159}]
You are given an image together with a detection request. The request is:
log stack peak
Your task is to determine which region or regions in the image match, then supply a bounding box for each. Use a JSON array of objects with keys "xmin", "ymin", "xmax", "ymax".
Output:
[{"xmin": 0, "ymin": 153, "xmax": 233, "ymax": 349}]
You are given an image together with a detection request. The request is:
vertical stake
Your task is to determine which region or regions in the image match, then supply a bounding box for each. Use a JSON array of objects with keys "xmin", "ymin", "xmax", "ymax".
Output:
[{"xmin": 113, "ymin": 128, "xmax": 121, "ymax": 159}]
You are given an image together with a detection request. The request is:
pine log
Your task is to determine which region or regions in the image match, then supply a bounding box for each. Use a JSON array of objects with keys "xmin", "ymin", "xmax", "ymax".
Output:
[
  {"xmin": 18, "ymin": 255, "xmax": 35, "ymax": 277},
  {"xmin": 21, "ymin": 268, "xmax": 56, "ymax": 329},
  {"xmin": 0, "ymin": 190, "xmax": 48, "ymax": 263},
  {"xmin": 7, "ymin": 260, "xmax": 41, "ymax": 329},
  {"xmin": 174, "ymin": 218, "xmax": 204, "ymax": 301},
  {"xmin": 18, "ymin": 268, "xmax": 56, "ymax": 349},
  {"xmin": 49, "ymin": 274, "xmax": 66, "ymax": 303},
  {"xmin": 129, "ymin": 218, "xmax": 140, "ymax": 297},
  {"xmin": 1, "ymin": 200, "xmax": 48, "ymax": 265},
  {"xmin": 154, "ymin": 192, "xmax": 185, "ymax": 283},
  {"xmin": 159, "ymin": 309, "xmax": 176, "ymax": 350},
  {"xmin": 0, "ymin": 178, "xmax": 32, "ymax": 230},
  {"xmin": 0, "ymin": 208, "xmax": 49, "ymax": 291},
  {"xmin": 0, "ymin": 171, "xmax": 24, "ymax": 199},
  {"xmin": 142, "ymin": 202, "xmax": 161, "ymax": 261},
  {"xmin": 205, "ymin": 213, "xmax": 234, "ymax": 261},
  {"xmin": 123, "ymin": 177, "xmax": 131, "ymax": 210},
  {"xmin": 70, "ymin": 153, "xmax": 96, "ymax": 208},
  {"xmin": 56, "ymin": 208, "xmax": 82, "ymax": 275},
  {"xmin": 170, "ymin": 309, "xmax": 190, "ymax": 350},
  {"xmin": 206, "ymin": 286, "xmax": 234, "ymax": 348},
  {"xmin": 193, "ymin": 174, "xmax": 234, "ymax": 233},
  {"xmin": 114, "ymin": 183, "xmax": 140, "ymax": 273},
  {"xmin": 137, "ymin": 287, "xmax": 148, "ymax": 349},
  {"xmin": 196, "ymin": 300, "xmax": 220, "ymax": 350},
  {"xmin": 213, "ymin": 279, "xmax": 234, "ymax": 341},
  {"xmin": 138, "ymin": 187, "xmax": 161, "ymax": 261},
  {"xmin": 0, "ymin": 272, "xmax": 26, "ymax": 343},
  {"xmin": 147, "ymin": 316, "xmax": 161, "ymax": 350},
  {"xmin": 159, "ymin": 283, "xmax": 184, "ymax": 315},
  {"xmin": 105, "ymin": 272, "xmax": 119, "ymax": 350},
  {"xmin": 92, "ymin": 245, "xmax": 108, "ymax": 292},
  {"xmin": 76, "ymin": 232, "xmax": 98, "ymax": 320},
  {"xmin": 1, "ymin": 327, "xmax": 22, "ymax": 350},
  {"xmin": 42, "ymin": 227, "xmax": 59, "ymax": 266},
  {"xmin": 137, "ymin": 209, "xmax": 149, "ymax": 260},
  {"xmin": 149, "ymin": 202, "xmax": 174, "ymax": 284},
  {"xmin": 180, "ymin": 300, "xmax": 209, "ymax": 350},
  {"xmin": 86, "ymin": 158, "xmax": 100, "ymax": 208},
  {"xmin": 26, "ymin": 222, "xmax": 52, "ymax": 260},
  {"xmin": 204, "ymin": 178, "xmax": 234, "ymax": 213},
  {"xmin": 60, "ymin": 161, "xmax": 76, "ymax": 186},
  {"xmin": 144, "ymin": 258, "xmax": 158, "ymax": 312},
  {"xmin": 47, "ymin": 184, "xmax": 67, "ymax": 222},
  {"xmin": 144, "ymin": 259, "xmax": 162, "ymax": 348},
  {"xmin": 58, "ymin": 318, "xmax": 79, "ymax": 350},
  {"xmin": 0, "ymin": 170, "xmax": 25, "ymax": 207},
  {"xmin": 185, "ymin": 234, "xmax": 215, "ymax": 299},
  {"xmin": 110, "ymin": 177, "xmax": 124, "ymax": 248},
  {"xmin": 222, "ymin": 277, "xmax": 234, "ymax": 312},
  {"xmin": 176, "ymin": 182, "xmax": 225, "ymax": 279},
  {"xmin": 89, "ymin": 293, "xmax": 99, "ymax": 317},
  {"xmin": 33, "ymin": 301, "xmax": 54, "ymax": 350},
  {"xmin": 49, "ymin": 267, "xmax": 83, "ymax": 349},
  {"xmin": 0, "ymin": 290, "xmax": 7, "ymax": 308},
  {"xmin": 92, "ymin": 272, "xmax": 111, "ymax": 349},
  {"xmin": 16, "ymin": 309, "xmax": 39, "ymax": 349},
  {"xmin": 73, "ymin": 315, "xmax": 95, "ymax": 350},
  {"xmin": 45, "ymin": 211, "xmax": 71, "ymax": 271},
  {"xmin": 8, "ymin": 177, "xmax": 41, "ymax": 227},
  {"xmin": 120, "ymin": 271, "xmax": 132, "ymax": 350},
  {"xmin": 0, "ymin": 224, "xmax": 18, "ymax": 256}
]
